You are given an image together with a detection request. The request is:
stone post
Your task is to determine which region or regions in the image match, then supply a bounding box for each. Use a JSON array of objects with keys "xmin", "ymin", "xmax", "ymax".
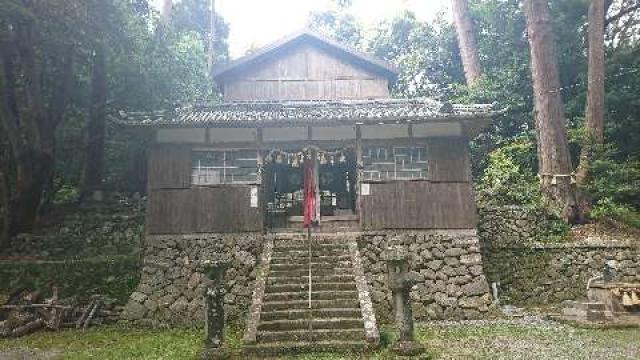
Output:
[
  {"xmin": 199, "ymin": 260, "xmax": 231, "ymax": 360},
  {"xmin": 383, "ymin": 245, "xmax": 425, "ymax": 356}
]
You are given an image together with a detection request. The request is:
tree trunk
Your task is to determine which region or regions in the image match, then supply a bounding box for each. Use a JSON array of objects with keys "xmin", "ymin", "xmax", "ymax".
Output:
[
  {"xmin": 82, "ymin": 43, "xmax": 107, "ymax": 197},
  {"xmin": 522, "ymin": 0, "xmax": 580, "ymax": 223},
  {"xmin": 10, "ymin": 150, "xmax": 54, "ymax": 234},
  {"xmin": 451, "ymin": 0, "xmax": 482, "ymax": 85},
  {"xmin": 207, "ymin": 0, "xmax": 216, "ymax": 94},
  {"xmin": 576, "ymin": 0, "xmax": 606, "ymax": 186},
  {"xmin": 208, "ymin": 0, "xmax": 216, "ymax": 76},
  {"xmin": 0, "ymin": 19, "xmax": 73, "ymax": 235},
  {"xmin": 161, "ymin": 0, "xmax": 173, "ymax": 24},
  {"xmin": 0, "ymin": 167, "xmax": 9, "ymax": 249}
]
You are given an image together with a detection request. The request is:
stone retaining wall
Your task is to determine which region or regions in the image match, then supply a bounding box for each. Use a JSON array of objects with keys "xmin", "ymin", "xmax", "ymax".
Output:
[
  {"xmin": 357, "ymin": 230, "xmax": 493, "ymax": 321},
  {"xmin": 477, "ymin": 205, "xmax": 555, "ymax": 246},
  {"xmin": 122, "ymin": 233, "xmax": 262, "ymax": 327},
  {"xmin": 483, "ymin": 241, "xmax": 640, "ymax": 304},
  {"xmin": 3, "ymin": 202, "xmax": 144, "ymax": 258}
]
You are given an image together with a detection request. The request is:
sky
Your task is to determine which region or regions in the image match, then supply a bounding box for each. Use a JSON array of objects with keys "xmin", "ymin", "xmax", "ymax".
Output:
[{"xmin": 153, "ymin": 0, "xmax": 451, "ymax": 58}]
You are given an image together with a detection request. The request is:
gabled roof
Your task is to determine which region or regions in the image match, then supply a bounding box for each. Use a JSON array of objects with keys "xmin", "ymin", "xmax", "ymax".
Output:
[
  {"xmin": 115, "ymin": 99, "xmax": 505, "ymax": 137},
  {"xmin": 212, "ymin": 29, "xmax": 398, "ymax": 84}
]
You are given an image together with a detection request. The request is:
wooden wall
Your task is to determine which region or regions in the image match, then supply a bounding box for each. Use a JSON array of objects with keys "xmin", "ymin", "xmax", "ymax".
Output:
[
  {"xmin": 147, "ymin": 187, "xmax": 262, "ymax": 234},
  {"xmin": 427, "ymin": 138, "xmax": 471, "ymax": 182},
  {"xmin": 222, "ymin": 43, "xmax": 390, "ymax": 101},
  {"xmin": 360, "ymin": 181, "xmax": 476, "ymax": 229},
  {"xmin": 145, "ymin": 137, "xmax": 475, "ymax": 232},
  {"xmin": 146, "ymin": 145, "xmax": 262, "ymax": 234},
  {"xmin": 360, "ymin": 137, "xmax": 476, "ymax": 229}
]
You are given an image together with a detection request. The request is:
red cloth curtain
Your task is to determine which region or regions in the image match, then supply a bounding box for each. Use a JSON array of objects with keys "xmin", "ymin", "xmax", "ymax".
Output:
[{"xmin": 303, "ymin": 158, "xmax": 317, "ymax": 228}]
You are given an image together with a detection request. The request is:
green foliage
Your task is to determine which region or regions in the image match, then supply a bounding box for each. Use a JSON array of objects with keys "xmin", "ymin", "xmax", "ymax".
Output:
[
  {"xmin": 590, "ymin": 197, "xmax": 640, "ymax": 228},
  {"xmin": 172, "ymin": 0, "xmax": 230, "ymax": 66},
  {"xmin": 51, "ymin": 183, "xmax": 80, "ymax": 205},
  {"xmin": 368, "ymin": 11, "xmax": 464, "ymax": 99},
  {"xmin": 308, "ymin": 9, "xmax": 363, "ymax": 47},
  {"xmin": 378, "ymin": 325, "xmax": 395, "ymax": 348},
  {"xmin": 585, "ymin": 154, "xmax": 640, "ymax": 209},
  {"xmin": 583, "ymin": 148, "xmax": 640, "ymax": 228},
  {"xmin": 476, "ymin": 138, "xmax": 542, "ymax": 208}
]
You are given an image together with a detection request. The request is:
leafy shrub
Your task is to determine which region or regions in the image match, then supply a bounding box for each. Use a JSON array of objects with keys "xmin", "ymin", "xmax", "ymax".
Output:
[
  {"xmin": 584, "ymin": 153, "xmax": 640, "ymax": 209},
  {"xmin": 476, "ymin": 138, "xmax": 542, "ymax": 208},
  {"xmin": 590, "ymin": 197, "xmax": 640, "ymax": 229},
  {"xmin": 51, "ymin": 182, "xmax": 80, "ymax": 205},
  {"xmin": 583, "ymin": 150, "xmax": 640, "ymax": 228}
]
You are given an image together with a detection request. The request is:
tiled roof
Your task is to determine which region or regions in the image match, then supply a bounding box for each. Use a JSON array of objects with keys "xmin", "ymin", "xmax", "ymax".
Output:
[{"xmin": 115, "ymin": 99, "xmax": 504, "ymax": 129}]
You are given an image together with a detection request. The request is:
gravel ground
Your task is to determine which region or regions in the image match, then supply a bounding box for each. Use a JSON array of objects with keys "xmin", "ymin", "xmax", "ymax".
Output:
[
  {"xmin": 418, "ymin": 316, "xmax": 640, "ymax": 360},
  {"xmin": 0, "ymin": 347, "xmax": 62, "ymax": 360}
]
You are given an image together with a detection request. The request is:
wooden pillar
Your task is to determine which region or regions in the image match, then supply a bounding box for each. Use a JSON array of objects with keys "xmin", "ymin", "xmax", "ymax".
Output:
[
  {"xmin": 256, "ymin": 128, "xmax": 263, "ymax": 184},
  {"xmin": 256, "ymin": 127, "xmax": 267, "ymax": 232},
  {"xmin": 355, "ymin": 125, "xmax": 363, "ymax": 222}
]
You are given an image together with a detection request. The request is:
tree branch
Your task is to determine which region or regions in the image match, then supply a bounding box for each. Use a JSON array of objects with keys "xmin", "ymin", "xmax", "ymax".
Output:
[
  {"xmin": 47, "ymin": 44, "xmax": 74, "ymax": 130},
  {"xmin": 606, "ymin": 1, "xmax": 640, "ymax": 26}
]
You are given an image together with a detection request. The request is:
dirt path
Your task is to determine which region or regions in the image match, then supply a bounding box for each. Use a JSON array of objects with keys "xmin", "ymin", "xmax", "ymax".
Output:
[{"xmin": 0, "ymin": 347, "xmax": 62, "ymax": 360}]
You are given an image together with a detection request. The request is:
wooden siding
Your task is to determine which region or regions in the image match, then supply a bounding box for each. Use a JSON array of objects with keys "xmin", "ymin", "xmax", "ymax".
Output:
[
  {"xmin": 148, "ymin": 145, "xmax": 192, "ymax": 190},
  {"xmin": 223, "ymin": 43, "xmax": 390, "ymax": 101},
  {"xmin": 427, "ymin": 138, "xmax": 471, "ymax": 182},
  {"xmin": 360, "ymin": 181, "xmax": 476, "ymax": 229},
  {"xmin": 147, "ymin": 186, "xmax": 263, "ymax": 234}
]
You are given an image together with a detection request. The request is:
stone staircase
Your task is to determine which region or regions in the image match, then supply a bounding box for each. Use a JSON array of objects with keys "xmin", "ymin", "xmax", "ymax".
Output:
[{"xmin": 243, "ymin": 233, "xmax": 378, "ymax": 356}]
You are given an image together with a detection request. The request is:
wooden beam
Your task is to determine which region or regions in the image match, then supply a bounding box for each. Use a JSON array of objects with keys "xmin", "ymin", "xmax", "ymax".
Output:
[{"xmin": 355, "ymin": 125, "xmax": 363, "ymax": 222}]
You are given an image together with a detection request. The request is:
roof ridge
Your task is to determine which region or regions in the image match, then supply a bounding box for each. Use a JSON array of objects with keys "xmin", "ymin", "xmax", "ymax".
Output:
[{"xmin": 211, "ymin": 29, "xmax": 397, "ymax": 84}]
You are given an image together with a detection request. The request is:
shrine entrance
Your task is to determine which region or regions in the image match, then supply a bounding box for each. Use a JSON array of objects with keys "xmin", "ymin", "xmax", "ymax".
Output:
[{"xmin": 263, "ymin": 147, "xmax": 358, "ymax": 230}]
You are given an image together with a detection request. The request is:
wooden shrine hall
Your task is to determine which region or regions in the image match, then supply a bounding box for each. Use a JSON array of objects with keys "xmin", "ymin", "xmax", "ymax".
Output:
[
  {"xmin": 120, "ymin": 30, "xmax": 502, "ymax": 235},
  {"xmin": 119, "ymin": 29, "xmax": 503, "ymax": 353}
]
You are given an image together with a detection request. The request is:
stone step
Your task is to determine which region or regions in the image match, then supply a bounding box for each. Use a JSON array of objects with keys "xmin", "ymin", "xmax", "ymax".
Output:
[
  {"xmin": 273, "ymin": 243, "xmax": 349, "ymax": 252},
  {"xmin": 269, "ymin": 267, "xmax": 353, "ymax": 278},
  {"xmin": 262, "ymin": 299, "xmax": 359, "ymax": 311},
  {"xmin": 274, "ymin": 239, "xmax": 350, "ymax": 247},
  {"xmin": 257, "ymin": 328, "xmax": 364, "ymax": 343},
  {"xmin": 270, "ymin": 255, "xmax": 352, "ymax": 264},
  {"xmin": 258, "ymin": 318, "xmax": 364, "ymax": 332},
  {"xmin": 265, "ymin": 282, "xmax": 356, "ymax": 293},
  {"xmin": 264, "ymin": 290, "xmax": 358, "ymax": 302},
  {"xmin": 270, "ymin": 261, "xmax": 351, "ymax": 272},
  {"xmin": 260, "ymin": 308, "xmax": 362, "ymax": 321},
  {"xmin": 267, "ymin": 274, "xmax": 355, "ymax": 285},
  {"xmin": 272, "ymin": 249, "xmax": 348, "ymax": 258},
  {"xmin": 242, "ymin": 340, "xmax": 369, "ymax": 356}
]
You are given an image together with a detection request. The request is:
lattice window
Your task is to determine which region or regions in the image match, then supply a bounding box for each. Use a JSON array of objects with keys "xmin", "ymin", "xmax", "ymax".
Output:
[
  {"xmin": 192, "ymin": 150, "xmax": 258, "ymax": 185},
  {"xmin": 362, "ymin": 146, "xmax": 427, "ymax": 181}
]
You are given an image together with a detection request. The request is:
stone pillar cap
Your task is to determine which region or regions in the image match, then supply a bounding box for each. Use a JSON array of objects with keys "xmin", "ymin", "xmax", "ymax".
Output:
[
  {"xmin": 199, "ymin": 260, "xmax": 231, "ymax": 273},
  {"xmin": 382, "ymin": 245, "xmax": 408, "ymax": 262}
]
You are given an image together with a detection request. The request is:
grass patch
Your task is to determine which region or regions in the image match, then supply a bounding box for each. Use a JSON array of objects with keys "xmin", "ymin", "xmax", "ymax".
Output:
[
  {"xmin": 0, "ymin": 325, "xmax": 201, "ymax": 360},
  {"xmin": 0, "ymin": 322, "xmax": 638, "ymax": 359}
]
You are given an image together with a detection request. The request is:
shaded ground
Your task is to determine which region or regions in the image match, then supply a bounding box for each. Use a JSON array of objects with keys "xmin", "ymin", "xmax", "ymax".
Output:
[{"xmin": 0, "ymin": 320, "xmax": 639, "ymax": 359}]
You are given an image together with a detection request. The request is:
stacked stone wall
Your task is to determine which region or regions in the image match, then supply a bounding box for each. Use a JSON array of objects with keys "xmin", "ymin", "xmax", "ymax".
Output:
[
  {"xmin": 483, "ymin": 242, "xmax": 640, "ymax": 304},
  {"xmin": 122, "ymin": 233, "xmax": 262, "ymax": 327},
  {"xmin": 477, "ymin": 205, "xmax": 554, "ymax": 247},
  {"xmin": 358, "ymin": 230, "xmax": 493, "ymax": 321},
  {"xmin": 479, "ymin": 205, "xmax": 640, "ymax": 304}
]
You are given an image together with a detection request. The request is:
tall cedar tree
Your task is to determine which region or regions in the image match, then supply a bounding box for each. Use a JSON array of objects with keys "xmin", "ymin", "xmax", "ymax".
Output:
[
  {"xmin": 576, "ymin": 0, "xmax": 607, "ymax": 185},
  {"xmin": 451, "ymin": 0, "xmax": 482, "ymax": 85},
  {"xmin": 161, "ymin": 0, "xmax": 173, "ymax": 23},
  {"xmin": 82, "ymin": 1, "xmax": 108, "ymax": 197},
  {"xmin": 0, "ymin": 8, "xmax": 74, "ymax": 234},
  {"xmin": 208, "ymin": 0, "xmax": 216, "ymax": 81},
  {"xmin": 522, "ymin": 0, "xmax": 580, "ymax": 223}
]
